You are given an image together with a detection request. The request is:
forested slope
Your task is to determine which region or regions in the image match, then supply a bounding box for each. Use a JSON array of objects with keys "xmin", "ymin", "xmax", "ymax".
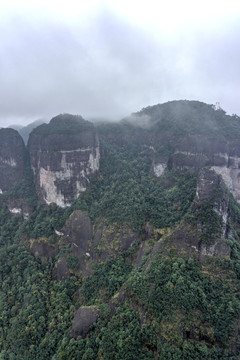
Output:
[{"xmin": 1, "ymin": 101, "xmax": 240, "ymax": 359}]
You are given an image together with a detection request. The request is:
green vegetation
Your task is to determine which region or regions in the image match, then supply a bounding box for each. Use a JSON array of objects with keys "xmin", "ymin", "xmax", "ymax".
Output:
[
  {"xmin": 128, "ymin": 255, "xmax": 240, "ymax": 352},
  {"xmin": 67, "ymin": 255, "xmax": 79, "ymax": 271},
  {"xmin": 19, "ymin": 203, "xmax": 71, "ymax": 239},
  {"xmin": 194, "ymin": 201, "xmax": 222, "ymax": 245},
  {"xmin": 81, "ymin": 251, "xmax": 133, "ymax": 304},
  {"xmin": 1, "ymin": 101, "xmax": 240, "ymax": 358},
  {"xmin": 1, "ymin": 233, "xmax": 240, "ymax": 358},
  {"xmin": 32, "ymin": 114, "xmax": 94, "ymax": 136},
  {"xmin": 0, "ymin": 243, "xmax": 79, "ymax": 359},
  {"xmin": 137, "ymin": 100, "xmax": 240, "ymax": 139},
  {"xmin": 0, "ymin": 165, "xmax": 37, "ymax": 207},
  {"xmin": 0, "ymin": 204, "xmax": 24, "ymax": 246},
  {"xmin": 75, "ymin": 139, "xmax": 197, "ymax": 230}
]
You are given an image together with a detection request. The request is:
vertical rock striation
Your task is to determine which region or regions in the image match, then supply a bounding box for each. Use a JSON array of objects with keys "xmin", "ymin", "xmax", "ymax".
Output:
[
  {"xmin": 28, "ymin": 114, "xmax": 100, "ymax": 207},
  {"xmin": 171, "ymin": 135, "xmax": 240, "ymax": 202},
  {"xmin": 0, "ymin": 128, "xmax": 28, "ymax": 193},
  {"xmin": 171, "ymin": 168, "xmax": 231, "ymax": 258}
]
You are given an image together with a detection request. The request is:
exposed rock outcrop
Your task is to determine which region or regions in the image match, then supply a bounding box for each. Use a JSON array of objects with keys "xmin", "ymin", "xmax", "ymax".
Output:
[
  {"xmin": 120, "ymin": 101, "xmax": 240, "ymax": 203},
  {"xmin": 70, "ymin": 306, "xmax": 99, "ymax": 339},
  {"xmin": 28, "ymin": 237, "xmax": 59, "ymax": 262},
  {"xmin": 196, "ymin": 167, "xmax": 229, "ymax": 236},
  {"xmin": 52, "ymin": 258, "xmax": 70, "ymax": 281},
  {"xmin": 64, "ymin": 210, "xmax": 92, "ymax": 254},
  {"xmin": 147, "ymin": 133, "xmax": 240, "ymax": 202},
  {"xmin": 28, "ymin": 114, "xmax": 100, "ymax": 207},
  {"xmin": 170, "ymin": 135, "xmax": 240, "ymax": 202},
  {"xmin": 169, "ymin": 168, "xmax": 231, "ymax": 258},
  {"xmin": 59, "ymin": 210, "xmax": 138, "ymax": 277},
  {"xmin": 0, "ymin": 128, "xmax": 28, "ymax": 193},
  {"xmin": 6, "ymin": 199, "xmax": 31, "ymax": 219},
  {"xmin": 24, "ymin": 209, "xmax": 139, "ymax": 279}
]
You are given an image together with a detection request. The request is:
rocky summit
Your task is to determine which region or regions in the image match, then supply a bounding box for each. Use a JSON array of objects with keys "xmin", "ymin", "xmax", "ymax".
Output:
[{"xmin": 28, "ymin": 114, "xmax": 100, "ymax": 207}]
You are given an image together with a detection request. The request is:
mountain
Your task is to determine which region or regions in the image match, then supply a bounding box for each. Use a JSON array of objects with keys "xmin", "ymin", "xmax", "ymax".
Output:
[
  {"xmin": 0, "ymin": 101, "xmax": 240, "ymax": 359},
  {"xmin": 0, "ymin": 128, "xmax": 28, "ymax": 193},
  {"xmin": 8, "ymin": 124, "xmax": 24, "ymax": 131},
  {"xmin": 19, "ymin": 119, "xmax": 45, "ymax": 144},
  {"xmin": 8, "ymin": 120, "xmax": 45, "ymax": 144},
  {"xmin": 28, "ymin": 114, "xmax": 100, "ymax": 207}
]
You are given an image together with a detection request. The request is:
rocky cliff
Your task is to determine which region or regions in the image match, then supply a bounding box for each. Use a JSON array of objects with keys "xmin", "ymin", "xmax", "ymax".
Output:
[
  {"xmin": 2, "ymin": 101, "xmax": 240, "ymax": 358},
  {"xmin": 51, "ymin": 209, "xmax": 139, "ymax": 279},
  {"xmin": 121, "ymin": 101, "xmax": 240, "ymax": 202},
  {"xmin": 0, "ymin": 128, "xmax": 28, "ymax": 193},
  {"xmin": 170, "ymin": 135, "xmax": 240, "ymax": 201},
  {"xmin": 28, "ymin": 114, "xmax": 100, "ymax": 207},
  {"xmin": 169, "ymin": 168, "xmax": 231, "ymax": 258}
]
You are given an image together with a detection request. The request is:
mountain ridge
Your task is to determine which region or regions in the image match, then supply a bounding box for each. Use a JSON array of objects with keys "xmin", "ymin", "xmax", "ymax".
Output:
[{"xmin": 1, "ymin": 100, "xmax": 240, "ymax": 359}]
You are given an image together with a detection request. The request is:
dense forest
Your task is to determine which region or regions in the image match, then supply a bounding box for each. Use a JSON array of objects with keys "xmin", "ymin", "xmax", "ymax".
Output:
[{"xmin": 1, "ymin": 101, "xmax": 240, "ymax": 359}]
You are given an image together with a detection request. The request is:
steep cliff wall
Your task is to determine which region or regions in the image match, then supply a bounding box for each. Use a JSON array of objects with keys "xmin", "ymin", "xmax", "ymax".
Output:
[
  {"xmin": 169, "ymin": 168, "xmax": 231, "ymax": 258},
  {"xmin": 28, "ymin": 114, "xmax": 100, "ymax": 207},
  {"xmin": 170, "ymin": 135, "xmax": 240, "ymax": 201},
  {"xmin": 0, "ymin": 128, "xmax": 28, "ymax": 193},
  {"xmin": 52, "ymin": 210, "xmax": 139, "ymax": 279},
  {"xmin": 122, "ymin": 100, "xmax": 240, "ymax": 202}
]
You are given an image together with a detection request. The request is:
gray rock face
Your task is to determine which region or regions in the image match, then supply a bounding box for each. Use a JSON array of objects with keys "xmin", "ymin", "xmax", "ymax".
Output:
[
  {"xmin": 26, "ymin": 209, "xmax": 138, "ymax": 279},
  {"xmin": 28, "ymin": 114, "xmax": 100, "ymax": 207},
  {"xmin": 170, "ymin": 135, "xmax": 240, "ymax": 201},
  {"xmin": 196, "ymin": 168, "xmax": 229, "ymax": 237},
  {"xmin": 150, "ymin": 134, "xmax": 240, "ymax": 202},
  {"xmin": 52, "ymin": 258, "xmax": 70, "ymax": 281},
  {"xmin": 61, "ymin": 210, "xmax": 138, "ymax": 276},
  {"xmin": 28, "ymin": 238, "xmax": 59, "ymax": 261},
  {"xmin": 196, "ymin": 169, "xmax": 230, "ymax": 257},
  {"xmin": 200, "ymin": 240, "xmax": 230, "ymax": 257},
  {"xmin": 0, "ymin": 128, "xmax": 27, "ymax": 193},
  {"xmin": 171, "ymin": 168, "xmax": 231, "ymax": 258},
  {"xmin": 6, "ymin": 199, "xmax": 31, "ymax": 219},
  {"xmin": 70, "ymin": 306, "xmax": 99, "ymax": 339},
  {"xmin": 64, "ymin": 210, "xmax": 92, "ymax": 273}
]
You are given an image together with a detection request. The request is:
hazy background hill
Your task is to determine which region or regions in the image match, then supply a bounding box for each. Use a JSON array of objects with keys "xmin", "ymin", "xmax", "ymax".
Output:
[{"xmin": 9, "ymin": 119, "xmax": 46, "ymax": 144}]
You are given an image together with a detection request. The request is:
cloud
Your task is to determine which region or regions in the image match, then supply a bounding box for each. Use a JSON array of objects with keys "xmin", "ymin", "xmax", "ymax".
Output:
[{"xmin": 0, "ymin": 2, "xmax": 240, "ymax": 126}]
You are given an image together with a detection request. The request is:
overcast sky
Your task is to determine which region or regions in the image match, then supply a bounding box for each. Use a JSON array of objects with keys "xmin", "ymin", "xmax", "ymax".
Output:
[{"xmin": 1, "ymin": 0, "xmax": 240, "ymax": 127}]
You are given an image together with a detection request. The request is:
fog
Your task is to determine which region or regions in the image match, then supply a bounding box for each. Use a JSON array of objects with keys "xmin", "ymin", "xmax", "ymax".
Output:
[{"xmin": 0, "ymin": 0, "xmax": 240, "ymax": 127}]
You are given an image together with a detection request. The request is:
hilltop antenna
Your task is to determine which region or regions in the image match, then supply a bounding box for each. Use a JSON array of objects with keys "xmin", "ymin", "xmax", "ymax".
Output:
[{"xmin": 215, "ymin": 102, "xmax": 220, "ymax": 110}]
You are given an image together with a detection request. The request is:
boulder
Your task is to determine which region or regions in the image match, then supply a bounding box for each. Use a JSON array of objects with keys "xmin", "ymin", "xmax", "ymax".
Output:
[{"xmin": 70, "ymin": 306, "xmax": 99, "ymax": 338}]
